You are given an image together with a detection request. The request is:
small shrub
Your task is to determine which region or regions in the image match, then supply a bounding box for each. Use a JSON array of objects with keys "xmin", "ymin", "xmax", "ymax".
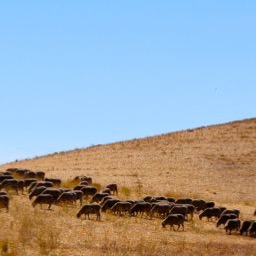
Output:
[{"xmin": 120, "ymin": 186, "xmax": 131, "ymax": 197}]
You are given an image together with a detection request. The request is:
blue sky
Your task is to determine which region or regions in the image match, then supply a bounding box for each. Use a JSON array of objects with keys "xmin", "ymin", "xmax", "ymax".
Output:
[{"xmin": 0, "ymin": 1, "xmax": 255, "ymax": 163}]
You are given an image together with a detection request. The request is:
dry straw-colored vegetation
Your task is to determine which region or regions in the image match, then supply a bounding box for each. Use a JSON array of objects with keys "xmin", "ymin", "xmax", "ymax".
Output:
[{"xmin": 0, "ymin": 118, "xmax": 256, "ymax": 255}]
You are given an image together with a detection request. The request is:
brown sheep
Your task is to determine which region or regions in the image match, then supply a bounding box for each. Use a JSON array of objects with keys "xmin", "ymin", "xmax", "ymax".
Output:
[
  {"xmin": 24, "ymin": 178, "xmax": 37, "ymax": 190},
  {"xmin": 32, "ymin": 194, "xmax": 54, "ymax": 210},
  {"xmin": 79, "ymin": 181, "xmax": 89, "ymax": 186},
  {"xmin": 81, "ymin": 186, "xmax": 97, "ymax": 198},
  {"xmin": 72, "ymin": 190, "xmax": 84, "ymax": 205},
  {"xmin": 101, "ymin": 199, "xmax": 120, "ymax": 212},
  {"xmin": 41, "ymin": 188, "xmax": 62, "ymax": 201},
  {"xmin": 45, "ymin": 178, "xmax": 62, "ymax": 187},
  {"xmin": 91, "ymin": 192, "xmax": 109, "ymax": 203},
  {"xmin": 111, "ymin": 201, "xmax": 132, "ymax": 216},
  {"xmin": 248, "ymin": 221, "xmax": 256, "ymax": 236},
  {"xmin": 169, "ymin": 205, "xmax": 188, "ymax": 219},
  {"xmin": 0, "ymin": 195, "xmax": 9, "ymax": 212},
  {"xmin": 240, "ymin": 220, "xmax": 255, "ymax": 235},
  {"xmin": 74, "ymin": 176, "xmax": 92, "ymax": 184},
  {"xmin": 0, "ymin": 175, "xmax": 14, "ymax": 183},
  {"xmin": 162, "ymin": 214, "xmax": 185, "ymax": 231},
  {"xmin": 224, "ymin": 219, "xmax": 241, "ymax": 234},
  {"xmin": 36, "ymin": 171, "xmax": 45, "ymax": 180},
  {"xmin": 150, "ymin": 203, "xmax": 174, "ymax": 219},
  {"xmin": 101, "ymin": 188, "xmax": 111, "ymax": 195},
  {"xmin": 221, "ymin": 209, "xmax": 240, "ymax": 218},
  {"xmin": 129, "ymin": 202, "xmax": 152, "ymax": 217},
  {"xmin": 29, "ymin": 186, "xmax": 47, "ymax": 200},
  {"xmin": 28, "ymin": 181, "xmax": 53, "ymax": 193},
  {"xmin": 175, "ymin": 198, "xmax": 192, "ymax": 205},
  {"xmin": 76, "ymin": 204, "xmax": 101, "ymax": 220},
  {"xmin": 105, "ymin": 183, "xmax": 118, "ymax": 195},
  {"xmin": 99, "ymin": 196, "xmax": 115, "ymax": 206},
  {"xmin": 199, "ymin": 207, "xmax": 222, "ymax": 221},
  {"xmin": 0, "ymin": 179, "xmax": 19, "ymax": 194},
  {"xmin": 55, "ymin": 192, "xmax": 77, "ymax": 205},
  {"xmin": 216, "ymin": 214, "xmax": 237, "ymax": 228}
]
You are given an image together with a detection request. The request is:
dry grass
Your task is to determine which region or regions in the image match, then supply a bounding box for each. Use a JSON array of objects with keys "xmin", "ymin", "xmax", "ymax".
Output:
[{"xmin": 0, "ymin": 118, "xmax": 256, "ymax": 255}]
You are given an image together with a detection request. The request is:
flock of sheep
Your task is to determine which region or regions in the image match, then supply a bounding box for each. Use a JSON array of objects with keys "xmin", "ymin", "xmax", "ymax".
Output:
[{"xmin": 0, "ymin": 167, "xmax": 255, "ymax": 238}]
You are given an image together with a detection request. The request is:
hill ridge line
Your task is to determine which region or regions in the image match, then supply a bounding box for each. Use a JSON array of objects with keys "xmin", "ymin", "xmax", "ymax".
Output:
[{"xmin": 1, "ymin": 117, "xmax": 255, "ymax": 166}]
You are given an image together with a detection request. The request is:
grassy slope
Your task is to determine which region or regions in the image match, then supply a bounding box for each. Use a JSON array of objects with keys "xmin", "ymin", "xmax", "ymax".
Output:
[{"xmin": 0, "ymin": 118, "xmax": 256, "ymax": 255}]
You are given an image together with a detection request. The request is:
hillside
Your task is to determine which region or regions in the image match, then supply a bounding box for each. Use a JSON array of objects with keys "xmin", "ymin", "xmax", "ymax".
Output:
[
  {"xmin": 0, "ymin": 118, "xmax": 256, "ymax": 256},
  {"xmin": 1, "ymin": 118, "xmax": 256, "ymax": 204}
]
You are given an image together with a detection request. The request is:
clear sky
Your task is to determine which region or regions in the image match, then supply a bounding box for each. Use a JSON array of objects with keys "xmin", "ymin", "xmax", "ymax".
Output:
[{"xmin": 0, "ymin": 1, "xmax": 255, "ymax": 164}]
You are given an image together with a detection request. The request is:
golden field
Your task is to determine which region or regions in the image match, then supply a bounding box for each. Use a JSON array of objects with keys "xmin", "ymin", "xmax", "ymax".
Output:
[{"xmin": 0, "ymin": 118, "xmax": 256, "ymax": 256}]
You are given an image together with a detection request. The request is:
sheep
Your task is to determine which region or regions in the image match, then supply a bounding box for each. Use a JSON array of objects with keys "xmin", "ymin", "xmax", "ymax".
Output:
[
  {"xmin": 150, "ymin": 196, "xmax": 168, "ymax": 203},
  {"xmin": 79, "ymin": 176, "xmax": 92, "ymax": 184},
  {"xmin": 191, "ymin": 199, "xmax": 206, "ymax": 211},
  {"xmin": 221, "ymin": 209, "xmax": 240, "ymax": 218},
  {"xmin": 199, "ymin": 207, "xmax": 222, "ymax": 221},
  {"xmin": 169, "ymin": 205, "xmax": 188, "ymax": 219},
  {"xmin": 224, "ymin": 219, "xmax": 241, "ymax": 235},
  {"xmin": 216, "ymin": 214, "xmax": 238, "ymax": 228},
  {"xmin": 175, "ymin": 198, "xmax": 192, "ymax": 205},
  {"xmin": 72, "ymin": 190, "xmax": 84, "ymax": 205},
  {"xmin": 240, "ymin": 220, "xmax": 255, "ymax": 235},
  {"xmin": 0, "ymin": 175, "xmax": 14, "ymax": 183},
  {"xmin": 0, "ymin": 191, "xmax": 7, "ymax": 196},
  {"xmin": 91, "ymin": 192, "xmax": 109, "ymax": 203},
  {"xmin": 129, "ymin": 202, "xmax": 152, "ymax": 217},
  {"xmin": 29, "ymin": 186, "xmax": 47, "ymax": 200},
  {"xmin": 24, "ymin": 178, "xmax": 37, "ymax": 189},
  {"xmin": 32, "ymin": 194, "xmax": 54, "ymax": 210},
  {"xmin": 74, "ymin": 176, "xmax": 92, "ymax": 184},
  {"xmin": 101, "ymin": 199, "xmax": 120, "ymax": 212},
  {"xmin": 101, "ymin": 188, "xmax": 111, "ymax": 195},
  {"xmin": 248, "ymin": 221, "xmax": 256, "ymax": 236},
  {"xmin": 28, "ymin": 181, "xmax": 53, "ymax": 193},
  {"xmin": 13, "ymin": 169, "xmax": 28, "ymax": 179},
  {"xmin": 73, "ymin": 185, "xmax": 86, "ymax": 191},
  {"xmin": 0, "ymin": 195, "xmax": 9, "ymax": 212},
  {"xmin": 0, "ymin": 171, "xmax": 12, "ymax": 176},
  {"xmin": 79, "ymin": 181, "xmax": 89, "ymax": 186},
  {"xmin": 143, "ymin": 196, "xmax": 153, "ymax": 202},
  {"xmin": 28, "ymin": 181, "xmax": 39, "ymax": 193},
  {"xmin": 41, "ymin": 188, "xmax": 62, "ymax": 201},
  {"xmin": 191, "ymin": 199, "xmax": 216, "ymax": 212},
  {"xmin": 24, "ymin": 170, "xmax": 37, "ymax": 179},
  {"xmin": 45, "ymin": 178, "xmax": 62, "ymax": 187},
  {"xmin": 111, "ymin": 201, "xmax": 132, "ymax": 216},
  {"xmin": 105, "ymin": 183, "xmax": 118, "ymax": 195},
  {"xmin": 35, "ymin": 171, "xmax": 45, "ymax": 180},
  {"xmin": 0, "ymin": 179, "xmax": 19, "ymax": 194},
  {"xmin": 55, "ymin": 192, "xmax": 77, "ymax": 206},
  {"xmin": 76, "ymin": 204, "xmax": 101, "ymax": 220},
  {"xmin": 162, "ymin": 214, "xmax": 185, "ymax": 231},
  {"xmin": 81, "ymin": 186, "xmax": 97, "ymax": 198},
  {"xmin": 5, "ymin": 168, "xmax": 18, "ymax": 174},
  {"xmin": 99, "ymin": 196, "xmax": 115, "ymax": 206},
  {"xmin": 150, "ymin": 203, "xmax": 174, "ymax": 219},
  {"xmin": 204, "ymin": 201, "xmax": 215, "ymax": 210},
  {"xmin": 25, "ymin": 171, "xmax": 45, "ymax": 180},
  {"xmin": 181, "ymin": 204, "xmax": 196, "ymax": 220}
]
